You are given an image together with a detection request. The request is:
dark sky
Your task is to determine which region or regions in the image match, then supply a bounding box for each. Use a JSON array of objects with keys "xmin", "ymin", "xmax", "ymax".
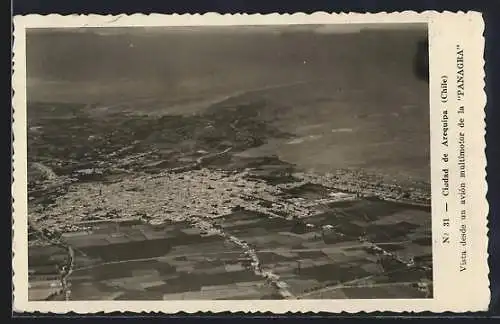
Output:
[{"xmin": 26, "ymin": 24, "xmax": 428, "ymax": 104}]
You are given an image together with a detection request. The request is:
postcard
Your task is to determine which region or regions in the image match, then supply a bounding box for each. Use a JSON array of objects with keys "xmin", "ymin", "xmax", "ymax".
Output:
[{"xmin": 12, "ymin": 11, "xmax": 488, "ymax": 313}]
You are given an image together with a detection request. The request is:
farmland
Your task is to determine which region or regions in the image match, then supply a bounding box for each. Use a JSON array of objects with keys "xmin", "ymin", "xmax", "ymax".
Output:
[{"xmin": 29, "ymin": 197, "xmax": 432, "ymax": 300}]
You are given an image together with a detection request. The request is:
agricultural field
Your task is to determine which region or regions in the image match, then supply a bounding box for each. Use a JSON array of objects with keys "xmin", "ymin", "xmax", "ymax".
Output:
[{"xmin": 29, "ymin": 195, "xmax": 432, "ymax": 300}]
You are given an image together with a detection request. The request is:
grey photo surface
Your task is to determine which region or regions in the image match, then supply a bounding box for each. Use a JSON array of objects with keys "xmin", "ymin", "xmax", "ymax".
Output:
[{"xmin": 26, "ymin": 24, "xmax": 432, "ymax": 301}]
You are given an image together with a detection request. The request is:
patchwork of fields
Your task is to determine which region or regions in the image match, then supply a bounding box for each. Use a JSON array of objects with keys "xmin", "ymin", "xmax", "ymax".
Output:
[{"xmin": 29, "ymin": 195, "xmax": 432, "ymax": 300}]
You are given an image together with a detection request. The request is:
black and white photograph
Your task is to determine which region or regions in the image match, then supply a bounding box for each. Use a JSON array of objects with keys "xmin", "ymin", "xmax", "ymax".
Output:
[{"xmin": 24, "ymin": 23, "xmax": 434, "ymax": 301}]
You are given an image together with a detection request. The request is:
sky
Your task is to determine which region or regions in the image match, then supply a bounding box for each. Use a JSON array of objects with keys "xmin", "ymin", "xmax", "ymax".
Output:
[{"xmin": 26, "ymin": 24, "xmax": 428, "ymax": 104}]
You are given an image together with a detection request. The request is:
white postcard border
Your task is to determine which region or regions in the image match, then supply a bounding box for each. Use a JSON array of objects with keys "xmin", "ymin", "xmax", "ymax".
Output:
[{"xmin": 12, "ymin": 11, "xmax": 489, "ymax": 313}]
